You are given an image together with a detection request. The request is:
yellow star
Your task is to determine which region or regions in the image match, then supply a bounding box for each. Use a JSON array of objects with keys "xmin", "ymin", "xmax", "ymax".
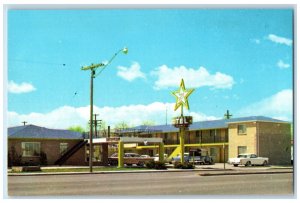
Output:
[{"xmin": 171, "ymin": 79, "xmax": 195, "ymax": 111}]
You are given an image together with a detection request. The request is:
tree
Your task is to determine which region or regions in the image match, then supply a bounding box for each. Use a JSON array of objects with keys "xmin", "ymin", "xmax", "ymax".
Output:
[
  {"xmin": 142, "ymin": 120, "xmax": 156, "ymax": 126},
  {"xmin": 68, "ymin": 125, "xmax": 85, "ymax": 133},
  {"xmin": 99, "ymin": 120, "xmax": 108, "ymax": 137},
  {"xmin": 114, "ymin": 121, "xmax": 131, "ymax": 130}
]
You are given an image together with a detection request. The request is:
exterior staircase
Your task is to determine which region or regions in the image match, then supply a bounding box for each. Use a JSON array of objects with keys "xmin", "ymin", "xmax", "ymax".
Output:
[
  {"xmin": 54, "ymin": 140, "xmax": 87, "ymax": 166},
  {"xmin": 168, "ymin": 146, "xmax": 181, "ymax": 160}
]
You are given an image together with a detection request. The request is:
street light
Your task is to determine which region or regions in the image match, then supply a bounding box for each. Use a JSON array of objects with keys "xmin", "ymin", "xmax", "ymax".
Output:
[{"xmin": 81, "ymin": 47, "xmax": 128, "ymax": 173}]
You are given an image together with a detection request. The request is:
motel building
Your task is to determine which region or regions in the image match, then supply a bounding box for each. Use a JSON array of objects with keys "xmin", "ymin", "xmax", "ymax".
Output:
[{"xmin": 7, "ymin": 116, "xmax": 291, "ymax": 167}]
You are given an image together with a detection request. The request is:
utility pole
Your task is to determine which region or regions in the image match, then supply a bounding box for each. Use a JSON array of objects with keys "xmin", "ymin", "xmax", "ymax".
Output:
[
  {"xmin": 224, "ymin": 110, "xmax": 232, "ymax": 119},
  {"xmin": 165, "ymin": 106, "xmax": 168, "ymax": 125},
  {"xmin": 22, "ymin": 121, "xmax": 27, "ymax": 126},
  {"xmin": 93, "ymin": 114, "xmax": 102, "ymax": 138},
  {"xmin": 89, "ymin": 69, "xmax": 95, "ymax": 172},
  {"xmin": 81, "ymin": 47, "xmax": 128, "ymax": 173}
]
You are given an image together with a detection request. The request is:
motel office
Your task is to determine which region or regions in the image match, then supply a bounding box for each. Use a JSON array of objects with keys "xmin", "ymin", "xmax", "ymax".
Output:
[{"xmin": 7, "ymin": 116, "xmax": 291, "ymax": 166}]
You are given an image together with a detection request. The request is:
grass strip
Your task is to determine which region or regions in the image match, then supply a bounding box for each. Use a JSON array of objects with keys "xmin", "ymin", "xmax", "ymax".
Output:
[{"xmin": 9, "ymin": 167, "xmax": 150, "ymax": 173}]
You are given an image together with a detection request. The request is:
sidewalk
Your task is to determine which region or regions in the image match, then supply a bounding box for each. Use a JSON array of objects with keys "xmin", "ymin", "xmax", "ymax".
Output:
[{"xmin": 7, "ymin": 163, "xmax": 293, "ymax": 176}]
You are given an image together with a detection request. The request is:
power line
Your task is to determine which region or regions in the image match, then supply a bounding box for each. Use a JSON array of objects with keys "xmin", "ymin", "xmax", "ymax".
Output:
[{"xmin": 9, "ymin": 58, "xmax": 68, "ymax": 66}]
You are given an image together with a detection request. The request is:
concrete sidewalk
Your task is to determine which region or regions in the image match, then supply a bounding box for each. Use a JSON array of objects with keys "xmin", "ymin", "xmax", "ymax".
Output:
[{"xmin": 7, "ymin": 163, "xmax": 293, "ymax": 176}]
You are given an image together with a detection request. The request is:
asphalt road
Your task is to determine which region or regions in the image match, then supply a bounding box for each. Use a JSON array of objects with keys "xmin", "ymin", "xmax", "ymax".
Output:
[{"xmin": 7, "ymin": 171, "xmax": 293, "ymax": 197}]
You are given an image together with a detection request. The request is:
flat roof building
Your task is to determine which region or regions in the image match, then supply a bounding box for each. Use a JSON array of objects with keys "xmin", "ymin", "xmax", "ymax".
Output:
[{"xmin": 7, "ymin": 116, "xmax": 292, "ymax": 166}]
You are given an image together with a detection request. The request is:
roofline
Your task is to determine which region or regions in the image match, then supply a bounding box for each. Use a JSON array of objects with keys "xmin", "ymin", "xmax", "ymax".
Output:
[{"xmin": 227, "ymin": 119, "xmax": 291, "ymax": 124}]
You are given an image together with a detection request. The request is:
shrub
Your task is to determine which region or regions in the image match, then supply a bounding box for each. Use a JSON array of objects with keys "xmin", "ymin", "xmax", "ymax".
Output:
[
  {"xmin": 10, "ymin": 146, "xmax": 22, "ymax": 166},
  {"xmin": 146, "ymin": 160, "xmax": 167, "ymax": 170},
  {"xmin": 145, "ymin": 160, "xmax": 156, "ymax": 169},
  {"xmin": 39, "ymin": 151, "xmax": 48, "ymax": 166},
  {"xmin": 174, "ymin": 162, "xmax": 194, "ymax": 169},
  {"xmin": 8, "ymin": 152, "xmax": 11, "ymax": 167},
  {"xmin": 154, "ymin": 161, "xmax": 167, "ymax": 170}
]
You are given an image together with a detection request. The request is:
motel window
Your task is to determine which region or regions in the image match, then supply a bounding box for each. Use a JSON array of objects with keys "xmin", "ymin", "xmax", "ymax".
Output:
[
  {"xmin": 237, "ymin": 124, "xmax": 247, "ymax": 135},
  {"xmin": 238, "ymin": 146, "xmax": 247, "ymax": 154},
  {"xmin": 60, "ymin": 143, "xmax": 68, "ymax": 155},
  {"xmin": 196, "ymin": 131, "xmax": 199, "ymax": 138},
  {"xmin": 21, "ymin": 142, "xmax": 41, "ymax": 157},
  {"xmin": 164, "ymin": 133, "xmax": 168, "ymax": 144}
]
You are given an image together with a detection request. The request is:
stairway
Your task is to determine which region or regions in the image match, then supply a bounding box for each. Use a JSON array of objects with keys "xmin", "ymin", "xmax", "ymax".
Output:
[
  {"xmin": 54, "ymin": 140, "xmax": 87, "ymax": 166},
  {"xmin": 168, "ymin": 146, "xmax": 181, "ymax": 160}
]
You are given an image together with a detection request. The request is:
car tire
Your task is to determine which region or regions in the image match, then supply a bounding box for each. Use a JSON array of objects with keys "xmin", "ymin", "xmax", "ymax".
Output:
[
  {"xmin": 263, "ymin": 161, "xmax": 268, "ymax": 166},
  {"xmin": 245, "ymin": 161, "xmax": 251, "ymax": 167},
  {"xmin": 233, "ymin": 164, "xmax": 238, "ymax": 167}
]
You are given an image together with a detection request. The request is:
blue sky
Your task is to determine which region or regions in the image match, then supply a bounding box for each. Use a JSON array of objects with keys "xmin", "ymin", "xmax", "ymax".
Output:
[{"xmin": 7, "ymin": 9, "xmax": 293, "ymax": 129}]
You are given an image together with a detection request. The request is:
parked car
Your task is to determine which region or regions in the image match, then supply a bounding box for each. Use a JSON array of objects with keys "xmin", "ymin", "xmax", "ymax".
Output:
[
  {"xmin": 141, "ymin": 155, "xmax": 151, "ymax": 158},
  {"xmin": 190, "ymin": 155, "xmax": 214, "ymax": 165},
  {"xmin": 108, "ymin": 153, "xmax": 154, "ymax": 167},
  {"xmin": 228, "ymin": 153, "xmax": 269, "ymax": 167},
  {"xmin": 188, "ymin": 149, "xmax": 214, "ymax": 165},
  {"xmin": 153, "ymin": 154, "xmax": 169, "ymax": 162},
  {"xmin": 171, "ymin": 153, "xmax": 190, "ymax": 163}
]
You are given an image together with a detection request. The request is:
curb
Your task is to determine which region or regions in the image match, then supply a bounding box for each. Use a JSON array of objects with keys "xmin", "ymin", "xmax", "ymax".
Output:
[
  {"xmin": 7, "ymin": 168, "xmax": 293, "ymax": 177},
  {"xmin": 199, "ymin": 170, "xmax": 293, "ymax": 176},
  {"xmin": 7, "ymin": 168, "xmax": 233, "ymax": 176}
]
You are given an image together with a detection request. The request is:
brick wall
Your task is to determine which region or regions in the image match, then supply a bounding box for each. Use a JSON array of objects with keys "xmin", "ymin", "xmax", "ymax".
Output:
[
  {"xmin": 8, "ymin": 139, "xmax": 86, "ymax": 166},
  {"xmin": 228, "ymin": 121, "xmax": 291, "ymax": 165},
  {"xmin": 257, "ymin": 122, "xmax": 291, "ymax": 165}
]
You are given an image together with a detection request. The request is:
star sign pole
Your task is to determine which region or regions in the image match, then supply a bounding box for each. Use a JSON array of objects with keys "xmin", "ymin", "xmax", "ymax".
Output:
[{"xmin": 171, "ymin": 79, "xmax": 195, "ymax": 163}]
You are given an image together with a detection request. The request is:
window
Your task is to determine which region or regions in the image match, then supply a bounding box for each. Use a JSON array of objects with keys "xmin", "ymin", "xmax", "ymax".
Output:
[
  {"xmin": 60, "ymin": 143, "xmax": 68, "ymax": 155},
  {"xmin": 238, "ymin": 146, "xmax": 247, "ymax": 154},
  {"xmin": 21, "ymin": 142, "xmax": 41, "ymax": 157},
  {"xmin": 237, "ymin": 124, "xmax": 247, "ymax": 134}
]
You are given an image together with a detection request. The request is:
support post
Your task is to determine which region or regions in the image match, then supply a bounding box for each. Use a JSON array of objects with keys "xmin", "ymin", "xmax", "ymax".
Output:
[
  {"xmin": 179, "ymin": 126, "xmax": 185, "ymax": 163},
  {"xmin": 159, "ymin": 142, "xmax": 164, "ymax": 162},
  {"xmin": 223, "ymin": 143, "xmax": 226, "ymax": 170},
  {"xmin": 118, "ymin": 141, "xmax": 124, "ymax": 168}
]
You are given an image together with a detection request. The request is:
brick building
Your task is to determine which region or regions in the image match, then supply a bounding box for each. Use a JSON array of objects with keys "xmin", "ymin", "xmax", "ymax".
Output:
[
  {"xmin": 7, "ymin": 116, "xmax": 292, "ymax": 166},
  {"xmin": 8, "ymin": 125, "xmax": 86, "ymax": 166},
  {"xmin": 116, "ymin": 116, "xmax": 291, "ymax": 165}
]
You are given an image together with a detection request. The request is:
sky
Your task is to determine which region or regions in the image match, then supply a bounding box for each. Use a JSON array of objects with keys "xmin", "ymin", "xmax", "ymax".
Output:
[{"xmin": 6, "ymin": 8, "xmax": 294, "ymax": 129}]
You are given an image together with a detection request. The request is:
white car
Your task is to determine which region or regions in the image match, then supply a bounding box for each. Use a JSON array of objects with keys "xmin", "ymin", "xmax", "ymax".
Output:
[
  {"xmin": 153, "ymin": 154, "xmax": 168, "ymax": 162},
  {"xmin": 228, "ymin": 153, "xmax": 269, "ymax": 167}
]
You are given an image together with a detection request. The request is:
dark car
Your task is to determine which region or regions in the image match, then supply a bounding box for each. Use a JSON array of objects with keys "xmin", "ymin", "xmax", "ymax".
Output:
[{"xmin": 171, "ymin": 153, "xmax": 190, "ymax": 163}]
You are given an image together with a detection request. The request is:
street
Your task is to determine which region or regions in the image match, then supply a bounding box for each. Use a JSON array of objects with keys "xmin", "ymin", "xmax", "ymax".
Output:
[{"xmin": 7, "ymin": 171, "xmax": 293, "ymax": 197}]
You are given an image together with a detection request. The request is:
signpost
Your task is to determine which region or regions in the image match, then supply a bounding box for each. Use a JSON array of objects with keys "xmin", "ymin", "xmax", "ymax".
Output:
[{"xmin": 171, "ymin": 79, "xmax": 195, "ymax": 163}]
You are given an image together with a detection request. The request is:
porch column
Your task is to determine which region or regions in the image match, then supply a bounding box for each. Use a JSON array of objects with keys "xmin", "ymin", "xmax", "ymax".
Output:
[{"xmin": 118, "ymin": 141, "xmax": 124, "ymax": 168}]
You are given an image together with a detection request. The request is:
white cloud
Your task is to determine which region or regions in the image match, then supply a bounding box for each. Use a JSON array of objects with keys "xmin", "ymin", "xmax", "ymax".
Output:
[
  {"xmin": 238, "ymin": 89, "xmax": 293, "ymax": 121},
  {"xmin": 117, "ymin": 62, "xmax": 146, "ymax": 81},
  {"xmin": 8, "ymin": 81, "xmax": 36, "ymax": 94},
  {"xmin": 267, "ymin": 34, "xmax": 292, "ymax": 46},
  {"xmin": 151, "ymin": 65, "xmax": 234, "ymax": 90},
  {"xmin": 8, "ymin": 102, "xmax": 217, "ymax": 129},
  {"xmin": 277, "ymin": 59, "xmax": 290, "ymax": 69}
]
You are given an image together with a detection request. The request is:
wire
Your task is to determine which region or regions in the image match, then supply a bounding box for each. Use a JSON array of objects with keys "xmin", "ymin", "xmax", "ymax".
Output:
[
  {"xmin": 94, "ymin": 49, "xmax": 123, "ymax": 78},
  {"xmin": 9, "ymin": 59, "xmax": 68, "ymax": 66}
]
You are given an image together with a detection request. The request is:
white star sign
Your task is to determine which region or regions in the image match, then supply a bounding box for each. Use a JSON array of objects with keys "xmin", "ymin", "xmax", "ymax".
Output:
[{"xmin": 171, "ymin": 79, "xmax": 195, "ymax": 111}]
